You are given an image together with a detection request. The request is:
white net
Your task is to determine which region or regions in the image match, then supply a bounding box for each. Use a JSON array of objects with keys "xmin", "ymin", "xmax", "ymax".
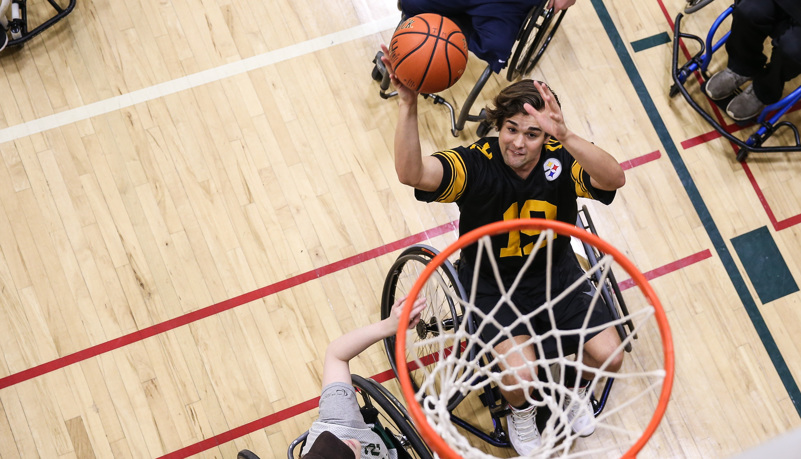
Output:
[{"xmin": 399, "ymin": 227, "xmax": 671, "ymax": 458}]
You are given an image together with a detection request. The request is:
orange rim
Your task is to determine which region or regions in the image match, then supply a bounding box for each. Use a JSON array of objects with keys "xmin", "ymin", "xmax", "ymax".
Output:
[{"xmin": 394, "ymin": 218, "xmax": 675, "ymax": 459}]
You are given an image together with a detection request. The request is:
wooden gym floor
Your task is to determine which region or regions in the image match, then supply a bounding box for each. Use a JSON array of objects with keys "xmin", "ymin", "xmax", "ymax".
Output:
[{"xmin": 0, "ymin": 0, "xmax": 800, "ymax": 457}]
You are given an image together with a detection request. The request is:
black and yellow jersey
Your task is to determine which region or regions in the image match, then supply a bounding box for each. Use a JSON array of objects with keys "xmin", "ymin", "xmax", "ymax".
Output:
[{"xmin": 415, "ymin": 136, "xmax": 616, "ymax": 278}]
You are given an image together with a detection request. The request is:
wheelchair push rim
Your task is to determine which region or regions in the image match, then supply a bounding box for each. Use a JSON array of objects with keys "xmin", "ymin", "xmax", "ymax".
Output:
[{"xmin": 381, "ymin": 244, "xmax": 474, "ymax": 411}]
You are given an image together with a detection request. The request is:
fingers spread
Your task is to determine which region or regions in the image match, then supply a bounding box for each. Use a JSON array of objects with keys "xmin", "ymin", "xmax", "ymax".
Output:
[{"xmin": 523, "ymin": 102, "xmax": 539, "ymax": 117}]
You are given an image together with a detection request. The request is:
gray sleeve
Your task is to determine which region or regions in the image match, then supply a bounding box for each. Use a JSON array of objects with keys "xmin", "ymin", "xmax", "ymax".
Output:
[{"xmin": 316, "ymin": 382, "xmax": 368, "ymax": 429}]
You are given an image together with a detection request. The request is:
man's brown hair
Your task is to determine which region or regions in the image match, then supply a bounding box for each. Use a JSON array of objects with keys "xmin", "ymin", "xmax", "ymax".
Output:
[{"xmin": 484, "ymin": 79, "xmax": 562, "ymax": 130}]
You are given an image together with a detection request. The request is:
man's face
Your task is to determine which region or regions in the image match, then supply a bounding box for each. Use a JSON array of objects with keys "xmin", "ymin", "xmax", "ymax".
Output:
[{"xmin": 497, "ymin": 112, "xmax": 547, "ymax": 179}]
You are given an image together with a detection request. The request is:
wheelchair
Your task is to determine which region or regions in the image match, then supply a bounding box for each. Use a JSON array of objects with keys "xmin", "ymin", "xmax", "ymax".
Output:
[
  {"xmin": 379, "ymin": 205, "xmax": 635, "ymax": 449},
  {"xmin": 371, "ymin": 1, "xmax": 565, "ymax": 138},
  {"xmin": 0, "ymin": 0, "xmax": 76, "ymax": 52},
  {"xmin": 238, "ymin": 374, "xmax": 432, "ymax": 459},
  {"xmin": 670, "ymin": 3, "xmax": 801, "ymax": 162}
]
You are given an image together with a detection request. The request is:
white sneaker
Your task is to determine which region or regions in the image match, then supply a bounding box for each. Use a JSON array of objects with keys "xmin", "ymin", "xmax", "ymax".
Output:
[
  {"xmin": 564, "ymin": 386, "xmax": 596, "ymax": 437},
  {"xmin": 506, "ymin": 404, "xmax": 541, "ymax": 455}
]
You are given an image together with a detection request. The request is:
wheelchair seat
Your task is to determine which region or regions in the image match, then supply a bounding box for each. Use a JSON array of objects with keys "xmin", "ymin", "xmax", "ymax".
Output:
[{"xmin": 371, "ymin": 1, "xmax": 565, "ymax": 137}]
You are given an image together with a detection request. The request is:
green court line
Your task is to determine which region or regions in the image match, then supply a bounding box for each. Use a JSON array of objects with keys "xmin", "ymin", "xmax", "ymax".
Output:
[
  {"xmin": 732, "ymin": 227, "xmax": 799, "ymax": 304},
  {"xmin": 590, "ymin": 0, "xmax": 801, "ymax": 415},
  {"xmin": 631, "ymin": 32, "xmax": 671, "ymax": 52}
]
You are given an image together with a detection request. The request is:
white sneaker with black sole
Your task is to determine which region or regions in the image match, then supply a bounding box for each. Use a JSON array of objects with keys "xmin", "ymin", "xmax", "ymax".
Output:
[
  {"xmin": 564, "ymin": 386, "xmax": 596, "ymax": 437},
  {"xmin": 506, "ymin": 404, "xmax": 541, "ymax": 456}
]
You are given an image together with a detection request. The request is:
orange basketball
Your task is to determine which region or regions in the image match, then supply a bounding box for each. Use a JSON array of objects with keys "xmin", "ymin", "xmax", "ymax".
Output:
[{"xmin": 388, "ymin": 14, "xmax": 468, "ymax": 93}]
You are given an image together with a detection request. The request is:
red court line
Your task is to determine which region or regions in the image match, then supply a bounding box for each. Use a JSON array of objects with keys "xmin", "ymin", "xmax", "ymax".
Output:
[
  {"xmin": 618, "ymin": 249, "xmax": 712, "ymax": 291},
  {"xmin": 160, "ymin": 249, "xmax": 713, "ymax": 459},
  {"xmin": 620, "ymin": 150, "xmax": 661, "ymax": 170},
  {"xmin": 680, "ymin": 124, "xmax": 747, "ymax": 150},
  {"xmin": 163, "ymin": 342, "xmax": 468, "ymax": 457},
  {"xmin": 0, "ymin": 222, "xmax": 459, "ymax": 390},
  {"xmin": 680, "ymin": 108, "xmax": 801, "ymax": 151},
  {"xmin": 741, "ymin": 162, "xmax": 801, "ymax": 231},
  {"xmin": 2, "ymin": 143, "xmax": 671, "ymax": 456},
  {"xmin": 160, "ymin": 398, "xmax": 320, "ymax": 459},
  {"xmin": 0, "ymin": 144, "xmax": 663, "ymax": 391},
  {"xmin": 159, "ymin": 368, "xmax": 398, "ymax": 459}
]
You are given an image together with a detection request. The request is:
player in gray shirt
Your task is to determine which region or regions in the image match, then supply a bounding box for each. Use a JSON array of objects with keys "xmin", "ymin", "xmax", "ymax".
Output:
[{"xmin": 300, "ymin": 296, "xmax": 427, "ymax": 459}]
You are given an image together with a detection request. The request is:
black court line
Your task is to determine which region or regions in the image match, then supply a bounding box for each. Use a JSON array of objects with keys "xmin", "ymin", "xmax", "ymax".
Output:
[
  {"xmin": 590, "ymin": 0, "xmax": 801, "ymax": 415},
  {"xmin": 630, "ymin": 32, "xmax": 671, "ymax": 53}
]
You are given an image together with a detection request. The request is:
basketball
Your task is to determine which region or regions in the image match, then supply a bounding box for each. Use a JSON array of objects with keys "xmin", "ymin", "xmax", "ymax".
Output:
[{"xmin": 388, "ymin": 14, "xmax": 468, "ymax": 93}]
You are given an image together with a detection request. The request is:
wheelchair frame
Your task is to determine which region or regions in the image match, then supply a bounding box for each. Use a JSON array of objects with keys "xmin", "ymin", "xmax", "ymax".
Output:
[
  {"xmin": 379, "ymin": 206, "xmax": 633, "ymax": 451},
  {"xmin": 0, "ymin": 0, "xmax": 76, "ymax": 52},
  {"xmin": 371, "ymin": 2, "xmax": 565, "ymax": 138},
  {"xmin": 670, "ymin": 5, "xmax": 801, "ymax": 162},
  {"xmin": 278, "ymin": 375, "xmax": 431, "ymax": 459}
]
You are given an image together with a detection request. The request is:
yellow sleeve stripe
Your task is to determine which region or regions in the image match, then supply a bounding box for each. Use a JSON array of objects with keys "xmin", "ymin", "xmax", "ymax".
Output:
[
  {"xmin": 571, "ymin": 161, "xmax": 593, "ymax": 198},
  {"xmin": 434, "ymin": 150, "xmax": 467, "ymax": 203}
]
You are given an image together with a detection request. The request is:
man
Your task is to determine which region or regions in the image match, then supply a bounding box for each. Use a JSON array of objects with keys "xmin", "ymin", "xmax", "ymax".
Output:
[
  {"xmin": 381, "ymin": 46, "xmax": 625, "ymax": 455},
  {"xmin": 704, "ymin": 0, "xmax": 801, "ymax": 121}
]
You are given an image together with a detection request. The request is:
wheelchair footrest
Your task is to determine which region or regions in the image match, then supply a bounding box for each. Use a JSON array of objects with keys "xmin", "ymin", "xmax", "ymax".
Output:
[{"xmin": 480, "ymin": 385, "xmax": 504, "ymax": 408}]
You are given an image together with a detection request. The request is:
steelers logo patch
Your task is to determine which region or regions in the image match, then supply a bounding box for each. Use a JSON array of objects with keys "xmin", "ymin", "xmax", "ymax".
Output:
[{"xmin": 543, "ymin": 158, "xmax": 562, "ymax": 181}]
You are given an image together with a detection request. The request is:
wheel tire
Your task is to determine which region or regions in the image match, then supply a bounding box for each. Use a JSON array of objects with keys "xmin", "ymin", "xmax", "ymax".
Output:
[
  {"xmin": 352, "ymin": 375, "xmax": 433, "ymax": 459},
  {"xmin": 476, "ymin": 121, "xmax": 492, "ymax": 138},
  {"xmin": 684, "ymin": 0, "xmax": 716, "ymax": 14},
  {"xmin": 521, "ymin": 9, "xmax": 564, "ymax": 77},
  {"xmin": 506, "ymin": 4, "xmax": 542, "ymax": 82},
  {"xmin": 669, "ymin": 84, "xmax": 680, "ymax": 98},
  {"xmin": 380, "ymin": 244, "xmax": 472, "ymax": 411},
  {"xmin": 237, "ymin": 450, "xmax": 261, "ymax": 459}
]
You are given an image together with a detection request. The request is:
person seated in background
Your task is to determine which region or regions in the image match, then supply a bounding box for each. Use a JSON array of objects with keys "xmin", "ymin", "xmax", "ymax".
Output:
[
  {"xmin": 704, "ymin": 0, "xmax": 801, "ymax": 121},
  {"xmin": 400, "ymin": 0, "xmax": 576, "ymax": 73}
]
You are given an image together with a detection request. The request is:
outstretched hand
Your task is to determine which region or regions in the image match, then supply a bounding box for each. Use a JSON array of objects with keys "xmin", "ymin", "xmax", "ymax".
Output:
[
  {"xmin": 380, "ymin": 44, "xmax": 420, "ymax": 104},
  {"xmin": 321, "ymin": 295, "xmax": 428, "ymax": 387},
  {"xmin": 387, "ymin": 295, "xmax": 427, "ymax": 332},
  {"xmin": 524, "ymin": 80, "xmax": 568, "ymax": 140}
]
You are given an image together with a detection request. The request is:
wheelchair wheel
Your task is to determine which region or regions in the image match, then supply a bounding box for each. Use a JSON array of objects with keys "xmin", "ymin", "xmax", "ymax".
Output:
[
  {"xmin": 352, "ymin": 375, "xmax": 433, "ymax": 459},
  {"xmin": 237, "ymin": 449, "xmax": 260, "ymax": 459},
  {"xmin": 506, "ymin": 5, "xmax": 566, "ymax": 82},
  {"xmin": 736, "ymin": 146, "xmax": 750, "ymax": 162},
  {"xmin": 577, "ymin": 206, "xmax": 635, "ymax": 352},
  {"xmin": 381, "ymin": 244, "xmax": 473, "ymax": 411},
  {"xmin": 476, "ymin": 109, "xmax": 493, "ymax": 137},
  {"xmin": 372, "ymin": 64, "xmax": 383, "ymax": 82},
  {"xmin": 684, "ymin": 0, "xmax": 716, "ymax": 14},
  {"xmin": 669, "ymin": 83, "xmax": 681, "ymax": 98}
]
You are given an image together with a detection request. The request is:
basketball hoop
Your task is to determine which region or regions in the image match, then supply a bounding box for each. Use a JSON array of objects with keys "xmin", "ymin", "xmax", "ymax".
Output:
[{"xmin": 395, "ymin": 219, "xmax": 674, "ymax": 458}]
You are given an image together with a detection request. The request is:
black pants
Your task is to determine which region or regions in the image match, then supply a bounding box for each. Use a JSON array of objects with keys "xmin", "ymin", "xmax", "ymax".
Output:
[{"xmin": 726, "ymin": 0, "xmax": 801, "ymax": 104}]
